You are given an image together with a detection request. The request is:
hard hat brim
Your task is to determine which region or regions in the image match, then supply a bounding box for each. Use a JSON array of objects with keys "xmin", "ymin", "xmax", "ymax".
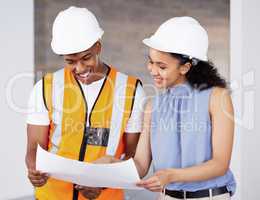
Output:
[
  {"xmin": 143, "ymin": 37, "xmax": 208, "ymax": 62},
  {"xmin": 51, "ymin": 30, "xmax": 104, "ymax": 55},
  {"xmin": 143, "ymin": 37, "xmax": 174, "ymax": 54}
]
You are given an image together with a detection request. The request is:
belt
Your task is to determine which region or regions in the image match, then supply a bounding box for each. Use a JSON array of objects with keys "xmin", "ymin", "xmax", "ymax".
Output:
[{"xmin": 165, "ymin": 186, "xmax": 230, "ymax": 199}]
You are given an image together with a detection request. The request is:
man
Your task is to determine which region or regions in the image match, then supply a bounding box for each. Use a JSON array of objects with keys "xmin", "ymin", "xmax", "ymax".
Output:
[{"xmin": 26, "ymin": 6, "xmax": 145, "ymax": 200}]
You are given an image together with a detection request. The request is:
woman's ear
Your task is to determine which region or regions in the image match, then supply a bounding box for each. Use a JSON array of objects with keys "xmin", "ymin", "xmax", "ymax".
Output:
[
  {"xmin": 180, "ymin": 62, "xmax": 192, "ymax": 75},
  {"xmin": 95, "ymin": 41, "xmax": 102, "ymax": 55}
]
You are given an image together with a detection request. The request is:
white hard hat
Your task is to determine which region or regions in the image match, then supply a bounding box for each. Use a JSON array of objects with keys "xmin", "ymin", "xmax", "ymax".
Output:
[
  {"xmin": 143, "ymin": 16, "xmax": 208, "ymax": 61},
  {"xmin": 51, "ymin": 6, "xmax": 104, "ymax": 55}
]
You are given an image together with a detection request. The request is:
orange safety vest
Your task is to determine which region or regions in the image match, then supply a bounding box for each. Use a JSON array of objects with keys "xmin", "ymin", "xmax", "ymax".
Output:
[{"xmin": 36, "ymin": 66, "xmax": 140, "ymax": 200}]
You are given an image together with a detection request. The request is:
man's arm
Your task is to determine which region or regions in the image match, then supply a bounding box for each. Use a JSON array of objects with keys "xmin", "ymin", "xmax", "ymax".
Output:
[
  {"xmin": 25, "ymin": 124, "xmax": 49, "ymax": 169},
  {"xmin": 123, "ymin": 82, "xmax": 145, "ymax": 160},
  {"xmin": 26, "ymin": 124, "xmax": 50, "ymax": 187},
  {"xmin": 123, "ymin": 132, "xmax": 140, "ymax": 160},
  {"xmin": 26, "ymin": 79, "xmax": 52, "ymax": 187},
  {"xmin": 133, "ymin": 101, "xmax": 152, "ymax": 178}
]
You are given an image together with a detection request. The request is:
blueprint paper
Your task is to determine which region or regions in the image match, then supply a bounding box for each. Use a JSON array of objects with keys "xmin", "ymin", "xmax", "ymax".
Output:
[{"xmin": 36, "ymin": 145, "xmax": 142, "ymax": 190}]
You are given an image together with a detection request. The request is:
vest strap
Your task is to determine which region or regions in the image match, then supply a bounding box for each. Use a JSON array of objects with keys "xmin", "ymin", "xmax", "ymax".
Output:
[
  {"xmin": 43, "ymin": 73, "xmax": 53, "ymax": 120},
  {"xmin": 42, "ymin": 73, "xmax": 55, "ymax": 151}
]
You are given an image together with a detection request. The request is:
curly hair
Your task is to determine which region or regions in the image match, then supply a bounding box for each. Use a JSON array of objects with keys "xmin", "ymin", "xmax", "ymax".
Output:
[{"xmin": 170, "ymin": 53, "xmax": 227, "ymax": 91}]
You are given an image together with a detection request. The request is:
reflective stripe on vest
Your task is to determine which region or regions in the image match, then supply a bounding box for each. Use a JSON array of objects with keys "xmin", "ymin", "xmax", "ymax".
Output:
[
  {"xmin": 50, "ymin": 68, "xmax": 64, "ymax": 154},
  {"xmin": 106, "ymin": 72, "xmax": 127, "ymax": 155}
]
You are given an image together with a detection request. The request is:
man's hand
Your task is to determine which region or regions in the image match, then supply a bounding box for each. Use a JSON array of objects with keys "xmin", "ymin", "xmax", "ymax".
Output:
[
  {"xmin": 75, "ymin": 185, "xmax": 102, "ymax": 199},
  {"xmin": 27, "ymin": 169, "xmax": 49, "ymax": 187},
  {"xmin": 93, "ymin": 155, "xmax": 122, "ymax": 164},
  {"xmin": 93, "ymin": 155, "xmax": 114, "ymax": 164}
]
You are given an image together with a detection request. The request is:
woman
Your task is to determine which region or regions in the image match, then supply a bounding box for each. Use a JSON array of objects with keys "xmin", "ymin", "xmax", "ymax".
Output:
[{"xmin": 103, "ymin": 16, "xmax": 236, "ymax": 200}]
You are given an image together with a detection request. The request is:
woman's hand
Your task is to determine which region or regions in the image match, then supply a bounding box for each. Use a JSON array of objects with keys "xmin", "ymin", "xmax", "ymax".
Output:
[{"xmin": 136, "ymin": 169, "xmax": 173, "ymax": 192}]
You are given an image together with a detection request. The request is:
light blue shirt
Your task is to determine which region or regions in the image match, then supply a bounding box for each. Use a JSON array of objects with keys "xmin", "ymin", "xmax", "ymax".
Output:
[{"xmin": 150, "ymin": 83, "xmax": 236, "ymax": 195}]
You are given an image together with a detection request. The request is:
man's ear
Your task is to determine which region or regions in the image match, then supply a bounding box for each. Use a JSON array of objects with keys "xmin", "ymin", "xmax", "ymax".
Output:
[{"xmin": 180, "ymin": 62, "xmax": 192, "ymax": 75}]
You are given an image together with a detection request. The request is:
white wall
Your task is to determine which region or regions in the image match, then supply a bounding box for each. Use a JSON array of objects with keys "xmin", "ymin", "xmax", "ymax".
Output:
[
  {"xmin": 230, "ymin": 0, "xmax": 242, "ymax": 199},
  {"xmin": 230, "ymin": 0, "xmax": 260, "ymax": 199},
  {"xmin": 240, "ymin": 0, "xmax": 260, "ymax": 199},
  {"xmin": 0, "ymin": 1, "xmax": 34, "ymax": 199}
]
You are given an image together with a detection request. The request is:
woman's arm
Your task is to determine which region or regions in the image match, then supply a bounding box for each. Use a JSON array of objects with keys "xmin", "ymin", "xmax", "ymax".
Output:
[{"xmin": 138, "ymin": 87, "xmax": 234, "ymax": 190}]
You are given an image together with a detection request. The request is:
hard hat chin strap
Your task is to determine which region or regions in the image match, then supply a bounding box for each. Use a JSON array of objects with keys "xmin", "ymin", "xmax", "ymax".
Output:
[
  {"xmin": 181, "ymin": 55, "xmax": 199, "ymax": 66},
  {"xmin": 191, "ymin": 58, "xmax": 199, "ymax": 66}
]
